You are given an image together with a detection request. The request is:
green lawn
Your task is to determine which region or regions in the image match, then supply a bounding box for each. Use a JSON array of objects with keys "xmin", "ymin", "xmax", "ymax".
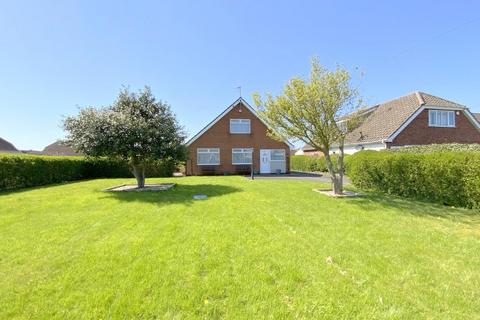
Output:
[{"xmin": 1, "ymin": 176, "xmax": 480, "ymax": 319}]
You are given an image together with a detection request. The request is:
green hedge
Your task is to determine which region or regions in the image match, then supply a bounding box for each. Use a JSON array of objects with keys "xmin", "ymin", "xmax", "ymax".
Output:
[
  {"xmin": 291, "ymin": 155, "xmax": 348, "ymax": 172},
  {"xmin": 392, "ymin": 143, "xmax": 480, "ymax": 154},
  {"xmin": 348, "ymin": 150, "xmax": 480, "ymax": 209},
  {"xmin": 0, "ymin": 154, "xmax": 175, "ymax": 191}
]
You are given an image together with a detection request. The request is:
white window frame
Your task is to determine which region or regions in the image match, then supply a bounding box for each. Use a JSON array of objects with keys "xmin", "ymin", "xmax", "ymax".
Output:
[
  {"xmin": 230, "ymin": 119, "xmax": 251, "ymax": 134},
  {"xmin": 232, "ymin": 148, "xmax": 253, "ymax": 165},
  {"xmin": 428, "ymin": 110, "xmax": 455, "ymax": 128},
  {"xmin": 270, "ymin": 149, "xmax": 286, "ymax": 161},
  {"xmin": 197, "ymin": 148, "xmax": 220, "ymax": 165}
]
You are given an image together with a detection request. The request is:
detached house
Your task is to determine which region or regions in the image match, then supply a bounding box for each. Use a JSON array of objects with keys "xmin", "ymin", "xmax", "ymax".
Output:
[
  {"xmin": 186, "ymin": 98, "xmax": 292, "ymax": 175},
  {"xmin": 302, "ymin": 91, "xmax": 480, "ymax": 155}
]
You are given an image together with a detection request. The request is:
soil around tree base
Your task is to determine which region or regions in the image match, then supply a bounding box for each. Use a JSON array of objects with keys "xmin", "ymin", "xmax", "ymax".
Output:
[
  {"xmin": 312, "ymin": 189, "xmax": 361, "ymax": 198},
  {"xmin": 104, "ymin": 183, "xmax": 176, "ymax": 192}
]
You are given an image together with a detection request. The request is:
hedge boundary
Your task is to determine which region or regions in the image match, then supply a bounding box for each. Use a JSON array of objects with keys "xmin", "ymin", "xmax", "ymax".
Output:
[
  {"xmin": 0, "ymin": 153, "xmax": 175, "ymax": 191},
  {"xmin": 291, "ymin": 155, "xmax": 347, "ymax": 173},
  {"xmin": 348, "ymin": 150, "xmax": 480, "ymax": 209}
]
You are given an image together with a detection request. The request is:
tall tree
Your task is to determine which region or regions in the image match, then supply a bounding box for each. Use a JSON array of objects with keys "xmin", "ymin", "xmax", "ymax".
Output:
[
  {"xmin": 253, "ymin": 58, "xmax": 361, "ymax": 195},
  {"xmin": 63, "ymin": 86, "xmax": 186, "ymax": 188}
]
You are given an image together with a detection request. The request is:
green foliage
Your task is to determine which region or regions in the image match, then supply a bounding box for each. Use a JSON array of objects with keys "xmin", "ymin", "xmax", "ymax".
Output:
[
  {"xmin": 253, "ymin": 58, "xmax": 362, "ymax": 193},
  {"xmin": 63, "ymin": 86, "xmax": 186, "ymax": 187},
  {"xmin": 63, "ymin": 87, "xmax": 186, "ymax": 162},
  {"xmin": 348, "ymin": 150, "xmax": 480, "ymax": 208},
  {"xmin": 291, "ymin": 155, "xmax": 347, "ymax": 172},
  {"xmin": 0, "ymin": 153, "xmax": 175, "ymax": 191},
  {"xmin": 392, "ymin": 143, "xmax": 480, "ymax": 154},
  {"xmin": 253, "ymin": 58, "xmax": 360, "ymax": 150}
]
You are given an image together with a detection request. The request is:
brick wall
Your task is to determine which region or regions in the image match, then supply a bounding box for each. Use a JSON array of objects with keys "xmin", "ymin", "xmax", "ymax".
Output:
[
  {"xmin": 389, "ymin": 109, "xmax": 480, "ymax": 147},
  {"xmin": 186, "ymin": 102, "xmax": 290, "ymax": 175}
]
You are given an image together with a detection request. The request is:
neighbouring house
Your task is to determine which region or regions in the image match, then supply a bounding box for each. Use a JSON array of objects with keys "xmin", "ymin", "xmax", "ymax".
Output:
[
  {"xmin": 42, "ymin": 141, "xmax": 82, "ymax": 156},
  {"xmin": 0, "ymin": 137, "xmax": 18, "ymax": 153},
  {"xmin": 185, "ymin": 98, "xmax": 293, "ymax": 175},
  {"xmin": 301, "ymin": 91, "xmax": 480, "ymax": 155},
  {"xmin": 293, "ymin": 148, "xmax": 304, "ymax": 156}
]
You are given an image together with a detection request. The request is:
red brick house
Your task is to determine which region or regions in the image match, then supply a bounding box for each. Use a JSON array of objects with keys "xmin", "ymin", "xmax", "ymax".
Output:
[
  {"xmin": 301, "ymin": 91, "xmax": 480, "ymax": 155},
  {"xmin": 186, "ymin": 98, "xmax": 293, "ymax": 175}
]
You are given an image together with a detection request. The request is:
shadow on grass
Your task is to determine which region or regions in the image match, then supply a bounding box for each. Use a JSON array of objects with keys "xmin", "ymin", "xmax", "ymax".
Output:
[
  {"xmin": 100, "ymin": 183, "xmax": 242, "ymax": 205},
  {"xmin": 344, "ymin": 191, "xmax": 480, "ymax": 225},
  {"xmin": 0, "ymin": 179, "xmax": 99, "ymax": 196}
]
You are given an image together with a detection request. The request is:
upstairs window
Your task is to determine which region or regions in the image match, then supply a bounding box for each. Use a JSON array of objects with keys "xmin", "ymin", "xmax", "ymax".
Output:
[
  {"xmin": 230, "ymin": 119, "xmax": 251, "ymax": 134},
  {"xmin": 429, "ymin": 110, "xmax": 455, "ymax": 127},
  {"xmin": 197, "ymin": 148, "xmax": 220, "ymax": 165},
  {"xmin": 232, "ymin": 148, "xmax": 253, "ymax": 165}
]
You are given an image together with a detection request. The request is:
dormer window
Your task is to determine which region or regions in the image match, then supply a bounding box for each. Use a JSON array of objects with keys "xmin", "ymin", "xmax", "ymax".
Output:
[
  {"xmin": 428, "ymin": 110, "xmax": 455, "ymax": 127},
  {"xmin": 230, "ymin": 119, "xmax": 251, "ymax": 134}
]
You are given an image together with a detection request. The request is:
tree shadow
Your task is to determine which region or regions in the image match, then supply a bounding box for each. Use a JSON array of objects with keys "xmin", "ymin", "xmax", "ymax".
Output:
[
  {"xmin": 344, "ymin": 191, "xmax": 480, "ymax": 226},
  {"xmin": 100, "ymin": 183, "xmax": 242, "ymax": 206},
  {"xmin": 0, "ymin": 179, "xmax": 97, "ymax": 196}
]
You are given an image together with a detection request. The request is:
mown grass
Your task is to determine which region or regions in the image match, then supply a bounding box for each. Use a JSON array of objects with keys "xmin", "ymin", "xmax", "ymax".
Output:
[{"xmin": 1, "ymin": 176, "xmax": 479, "ymax": 319}]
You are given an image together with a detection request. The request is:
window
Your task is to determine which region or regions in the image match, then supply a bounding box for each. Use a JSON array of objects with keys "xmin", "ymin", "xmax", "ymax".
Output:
[
  {"xmin": 197, "ymin": 148, "xmax": 220, "ymax": 165},
  {"xmin": 230, "ymin": 119, "xmax": 251, "ymax": 134},
  {"xmin": 232, "ymin": 148, "xmax": 252, "ymax": 165},
  {"xmin": 428, "ymin": 110, "xmax": 455, "ymax": 127},
  {"xmin": 270, "ymin": 149, "xmax": 286, "ymax": 161}
]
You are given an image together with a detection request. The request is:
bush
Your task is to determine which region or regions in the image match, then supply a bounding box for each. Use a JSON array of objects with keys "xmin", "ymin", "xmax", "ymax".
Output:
[
  {"xmin": 392, "ymin": 143, "xmax": 480, "ymax": 154},
  {"xmin": 348, "ymin": 150, "xmax": 480, "ymax": 209},
  {"xmin": 0, "ymin": 153, "xmax": 176, "ymax": 191},
  {"xmin": 291, "ymin": 154, "xmax": 348, "ymax": 173}
]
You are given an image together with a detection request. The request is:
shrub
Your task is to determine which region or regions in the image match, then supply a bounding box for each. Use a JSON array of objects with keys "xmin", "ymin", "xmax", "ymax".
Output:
[
  {"xmin": 392, "ymin": 143, "xmax": 480, "ymax": 154},
  {"xmin": 348, "ymin": 150, "xmax": 480, "ymax": 209},
  {"xmin": 291, "ymin": 155, "xmax": 348, "ymax": 173},
  {"xmin": 0, "ymin": 153, "xmax": 176, "ymax": 191}
]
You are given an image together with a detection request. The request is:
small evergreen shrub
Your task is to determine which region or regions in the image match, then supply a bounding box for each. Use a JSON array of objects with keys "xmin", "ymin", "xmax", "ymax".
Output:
[{"xmin": 348, "ymin": 150, "xmax": 480, "ymax": 209}]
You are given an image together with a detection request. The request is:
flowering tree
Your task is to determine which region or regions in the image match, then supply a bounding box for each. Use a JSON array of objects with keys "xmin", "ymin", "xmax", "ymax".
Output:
[
  {"xmin": 63, "ymin": 87, "xmax": 186, "ymax": 188},
  {"xmin": 253, "ymin": 59, "xmax": 361, "ymax": 195}
]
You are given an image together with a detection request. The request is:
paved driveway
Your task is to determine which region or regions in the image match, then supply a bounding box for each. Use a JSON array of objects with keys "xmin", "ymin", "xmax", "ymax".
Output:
[{"xmin": 249, "ymin": 171, "xmax": 351, "ymax": 184}]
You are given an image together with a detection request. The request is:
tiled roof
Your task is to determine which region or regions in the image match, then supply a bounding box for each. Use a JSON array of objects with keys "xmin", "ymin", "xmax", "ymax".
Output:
[
  {"xmin": 42, "ymin": 141, "xmax": 82, "ymax": 156},
  {"xmin": 473, "ymin": 113, "xmax": 480, "ymax": 122},
  {"xmin": 344, "ymin": 91, "xmax": 465, "ymax": 144},
  {"xmin": 300, "ymin": 91, "xmax": 467, "ymax": 149},
  {"xmin": 0, "ymin": 137, "xmax": 18, "ymax": 151}
]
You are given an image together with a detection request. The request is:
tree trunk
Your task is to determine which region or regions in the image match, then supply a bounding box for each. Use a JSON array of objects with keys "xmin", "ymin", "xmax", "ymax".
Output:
[
  {"xmin": 337, "ymin": 139, "xmax": 345, "ymax": 193},
  {"xmin": 323, "ymin": 150, "xmax": 343, "ymax": 195},
  {"xmin": 131, "ymin": 164, "xmax": 146, "ymax": 188}
]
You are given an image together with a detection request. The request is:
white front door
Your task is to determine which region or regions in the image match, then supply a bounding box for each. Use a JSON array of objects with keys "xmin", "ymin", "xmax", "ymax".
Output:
[{"xmin": 260, "ymin": 149, "xmax": 270, "ymax": 173}]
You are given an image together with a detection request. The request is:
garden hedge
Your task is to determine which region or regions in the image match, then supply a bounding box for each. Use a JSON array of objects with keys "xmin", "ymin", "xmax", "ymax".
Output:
[
  {"xmin": 291, "ymin": 154, "xmax": 348, "ymax": 172},
  {"xmin": 348, "ymin": 150, "xmax": 480, "ymax": 209},
  {"xmin": 0, "ymin": 153, "xmax": 176, "ymax": 191},
  {"xmin": 392, "ymin": 143, "xmax": 480, "ymax": 154}
]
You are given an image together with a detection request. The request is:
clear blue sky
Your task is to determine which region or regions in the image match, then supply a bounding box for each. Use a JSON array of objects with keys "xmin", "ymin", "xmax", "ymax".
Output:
[{"xmin": 1, "ymin": 1, "xmax": 479, "ymax": 150}]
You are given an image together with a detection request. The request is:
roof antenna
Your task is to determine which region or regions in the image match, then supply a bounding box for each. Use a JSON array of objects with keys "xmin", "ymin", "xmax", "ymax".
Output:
[{"xmin": 236, "ymin": 86, "xmax": 243, "ymax": 112}]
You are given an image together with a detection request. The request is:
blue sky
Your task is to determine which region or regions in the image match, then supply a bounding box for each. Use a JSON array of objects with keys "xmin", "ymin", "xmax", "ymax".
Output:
[{"xmin": 1, "ymin": 1, "xmax": 479, "ymax": 150}]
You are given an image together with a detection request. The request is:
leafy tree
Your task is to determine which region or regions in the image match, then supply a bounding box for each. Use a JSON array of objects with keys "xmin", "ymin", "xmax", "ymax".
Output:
[
  {"xmin": 253, "ymin": 59, "xmax": 361, "ymax": 194},
  {"xmin": 63, "ymin": 87, "xmax": 186, "ymax": 188}
]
